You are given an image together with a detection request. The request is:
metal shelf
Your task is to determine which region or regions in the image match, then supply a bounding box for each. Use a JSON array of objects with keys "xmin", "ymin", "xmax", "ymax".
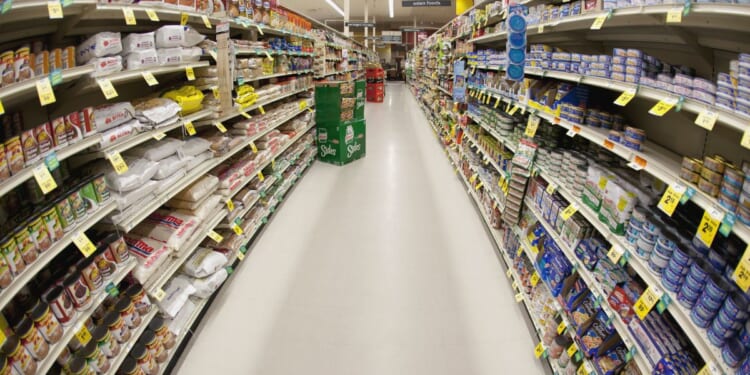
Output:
[
  {"xmin": 0, "ymin": 65, "xmax": 94, "ymax": 107},
  {"xmin": 0, "ymin": 201, "xmax": 116, "ymax": 313},
  {"xmin": 195, "ymin": 86, "xmax": 312, "ymax": 126},
  {"xmin": 235, "ymin": 48, "xmax": 314, "ymax": 57},
  {"xmin": 237, "ymin": 69, "xmax": 313, "ymax": 84}
]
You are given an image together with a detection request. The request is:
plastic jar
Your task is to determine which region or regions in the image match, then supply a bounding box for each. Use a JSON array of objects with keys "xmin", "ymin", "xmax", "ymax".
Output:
[
  {"xmin": 14, "ymin": 316, "xmax": 49, "ymax": 360},
  {"xmin": 116, "ymin": 298, "xmax": 141, "ymax": 328},
  {"xmin": 130, "ymin": 343, "xmax": 158, "ymax": 375},
  {"xmin": 141, "ymin": 330, "xmax": 160, "ymax": 358},
  {"xmin": 92, "ymin": 325, "xmax": 120, "ymax": 358},
  {"xmin": 63, "ymin": 272, "xmax": 91, "ymax": 311},
  {"xmin": 78, "ymin": 340, "xmax": 110, "ymax": 373},
  {"xmin": 118, "ymin": 357, "xmax": 145, "ymax": 375},
  {"xmin": 148, "ymin": 317, "xmax": 174, "ymax": 350},
  {"xmin": 125, "ymin": 284, "xmax": 151, "ymax": 316},
  {"xmin": 29, "ymin": 301, "xmax": 62, "ymax": 344},
  {"xmin": 2, "ymin": 335, "xmax": 37, "ymax": 375},
  {"xmin": 104, "ymin": 311, "xmax": 131, "ymax": 344},
  {"xmin": 65, "ymin": 356, "xmax": 95, "ymax": 375},
  {"xmin": 43, "ymin": 285, "xmax": 75, "ymax": 326}
]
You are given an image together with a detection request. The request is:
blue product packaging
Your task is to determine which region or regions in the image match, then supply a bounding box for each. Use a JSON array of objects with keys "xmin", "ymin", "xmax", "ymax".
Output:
[{"xmin": 723, "ymin": 339, "xmax": 746, "ymax": 368}]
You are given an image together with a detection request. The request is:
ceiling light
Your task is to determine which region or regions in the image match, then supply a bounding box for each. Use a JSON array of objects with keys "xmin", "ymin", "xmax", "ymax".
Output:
[
  {"xmin": 326, "ymin": 0, "xmax": 345, "ymax": 17},
  {"xmin": 389, "ymin": 0, "xmax": 394, "ymax": 18}
]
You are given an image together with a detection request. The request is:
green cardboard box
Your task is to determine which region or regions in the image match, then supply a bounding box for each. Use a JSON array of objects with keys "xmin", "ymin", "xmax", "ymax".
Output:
[
  {"xmin": 316, "ymin": 119, "xmax": 366, "ymax": 165},
  {"xmin": 315, "ymin": 80, "xmax": 366, "ymax": 123}
]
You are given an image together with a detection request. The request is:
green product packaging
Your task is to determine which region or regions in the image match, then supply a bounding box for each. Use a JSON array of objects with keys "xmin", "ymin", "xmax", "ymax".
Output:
[{"xmin": 316, "ymin": 120, "xmax": 366, "ymax": 166}]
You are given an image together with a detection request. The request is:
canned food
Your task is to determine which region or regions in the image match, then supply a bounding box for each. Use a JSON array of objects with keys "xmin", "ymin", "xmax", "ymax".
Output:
[
  {"xmin": 5, "ymin": 137, "xmax": 23, "ymax": 175},
  {"xmin": 63, "ymin": 272, "xmax": 91, "ymax": 311},
  {"xmin": 106, "ymin": 235, "xmax": 130, "ymax": 265},
  {"xmin": 27, "ymin": 216, "xmax": 51, "ymax": 253},
  {"xmin": 0, "ymin": 354, "xmax": 9, "ymax": 375},
  {"xmin": 29, "ymin": 301, "xmax": 62, "ymax": 344},
  {"xmin": 77, "ymin": 257, "xmax": 103, "ymax": 294},
  {"xmin": 699, "ymin": 178, "xmax": 721, "ymax": 197},
  {"xmin": 40, "ymin": 205, "xmax": 63, "ymax": 242},
  {"xmin": 148, "ymin": 316, "xmax": 174, "ymax": 350},
  {"xmin": 0, "ymin": 237, "xmax": 14, "ymax": 288},
  {"xmin": 92, "ymin": 174, "xmax": 110, "ymax": 203},
  {"xmin": 104, "ymin": 311, "xmax": 130, "ymax": 344},
  {"xmin": 722, "ymin": 292, "xmax": 750, "ymax": 319},
  {"xmin": 65, "ymin": 356, "xmax": 91, "ymax": 375},
  {"xmin": 3, "ymin": 335, "xmax": 38, "ymax": 375},
  {"xmin": 77, "ymin": 182, "xmax": 98, "ymax": 214},
  {"xmin": 140, "ymin": 330, "xmax": 159, "ymax": 358},
  {"xmin": 682, "ymin": 157, "xmax": 703, "ymax": 172},
  {"xmin": 51, "ymin": 117, "xmax": 67, "ymax": 149},
  {"xmin": 93, "ymin": 245, "xmax": 116, "ymax": 279},
  {"xmin": 13, "ymin": 221, "xmax": 38, "ymax": 265},
  {"xmin": 708, "ymin": 323, "xmax": 728, "ymax": 347},
  {"xmin": 54, "ymin": 196, "xmax": 76, "ymax": 231},
  {"xmin": 725, "ymin": 168, "xmax": 745, "ymax": 189},
  {"xmin": 680, "ymin": 168, "xmax": 700, "ymax": 184},
  {"xmin": 43, "ymin": 286, "xmax": 75, "ymax": 326},
  {"xmin": 67, "ymin": 189, "xmax": 87, "ymax": 222},
  {"xmin": 704, "ymin": 156, "xmax": 727, "ymax": 173}
]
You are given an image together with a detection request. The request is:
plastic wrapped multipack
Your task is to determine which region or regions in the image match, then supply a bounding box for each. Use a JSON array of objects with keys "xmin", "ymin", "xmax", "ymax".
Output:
[
  {"xmin": 96, "ymin": 118, "xmax": 142, "ymax": 149},
  {"xmin": 157, "ymin": 276, "xmax": 196, "ymax": 318},
  {"xmin": 178, "ymin": 138, "xmax": 212, "ymax": 158},
  {"xmin": 111, "ymin": 180, "xmax": 158, "ymax": 210},
  {"xmin": 178, "ymin": 270, "xmax": 227, "ymax": 299},
  {"xmin": 157, "ymin": 48, "xmax": 182, "ymax": 65},
  {"xmin": 121, "ymin": 32, "xmax": 156, "ymax": 55},
  {"xmin": 77, "ymin": 32, "xmax": 122, "ymax": 64}
]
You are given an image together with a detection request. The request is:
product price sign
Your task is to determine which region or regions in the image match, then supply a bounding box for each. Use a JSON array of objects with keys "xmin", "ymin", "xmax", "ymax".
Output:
[
  {"xmin": 530, "ymin": 271, "xmax": 540, "ymax": 287},
  {"xmin": 648, "ymin": 97, "xmax": 678, "ymax": 116},
  {"xmin": 607, "ymin": 245, "xmax": 625, "ymax": 265},
  {"xmin": 508, "ymin": 105, "xmax": 520, "ymax": 116},
  {"xmin": 566, "ymin": 125, "xmax": 581, "ymax": 138},
  {"xmin": 534, "ymin": 342, "xmax": 546, "ymax": 358},
  {"xmin": 696, "ymin": 362, "xmax": 721, "ymax": 375},
  {"xmin": 560, "ymin": 203, "xmax": 578, "ymax": 221},
  {"xmin": 546, "ymin": 182, "xmax": 557, "ymax": 195},
  {"xmin": 525, "ymin": 115, "xmax": 540, "ymax": 138},
  {"xmin": 180, "ymin": 12, "xmax": 189, "ymax": 25},
  {"xmin": 538, "ymin": 24, "xmax": 544, "ymax": 33},
  {"xmin": 36, "ymin": 77, "xmax": 56, "ymax": 106},
  {"xmin": 32, "ymin": 164, "xmax": 57, "ymax": 194},
  {"xmin": 590, "ymin": 14, "xmax": 607, "ymax": 30},
  {"xmin": 697, "ymin": 207, "xmax": 724, "ymax": 247},
  {"xmin": 613, "ymin": 88, "xmax": 636, "ymax": 106},
  {"xmin": 734, "ymin": 248, "xmax": 750, "ymax": 292},
  {"xmin": 742, "ymin": 129, "xmax": 750, "ymax": 150},
  {"xmin": 44, "ymin": 152, "xmax": 59, "ymax": 171},
  {"xmin": 185, "ymin": 66, "xmax": 195, "ymax": 81},
  {"xmin": 75, "ymin": 325, "xmax": 92, "ymax": 345},
  {"xmin": 577, "ymin": 363, "xmax": 592, "ymax": 375},
  {"xmin": 107, "ymin": 151, "xmax": 129, "ymax": 174},
  {"xmin": 257, "ymin": 171, "xmax": 265, "ymax": 181},
  {"xmin": 603, "ymin": 139, "xmax": 615, "ymax": 150},
  {"xmin": 0, "ymin": 99, "xmax": 4, "ymax": 115},
  {"xmin": 231, "ymin": 223, "xmax": 243, "ymax": 235},
  {"xmin": 567, "ymin": 343, "xmax": 578, "ymax": 358},
  {"xmin": 494, "ymin": 96, "xmax": 501, "ymax": 108},
  {"xmin": 226, "ymin": 199, "xmax": 234, "ymax": 212},
  {"xmin": 657, "ymin": 184, "xmax": 686, "ymax": 216},
  {"xmin": 145, "ymin": 8, "xmax": 159, "ymax": 21},
  {"xmin": 214, "ymin": 122, "xmax": 227, "ymax": 133},
  {"xmin": 666, "ymin": 8, "xmax": 682, "ymax": 23},
  {"xmin": 557, "ymin": 321, "xmax": 567, "ymax": 335},
  {"xmin": 299, "ymin": 100, "xmax": 308, "ymax": 110},
  {"xmin": 142, "ymin": 71, "xmax": 158, "ymax": 86},
  {"xmin": 627, "ymin": 155, "xmax": 647, "ymax": 171},
  {"xmin": 258, "ymin": 106, "xmax": 266, "ymax": 115},
  {"xmin": 249, "ymin": 141, "xmax": 258, "ymax": 153},
  {"xmin": 72, "ymin": 231, "xmax": 96, "ymax": 257},
  {"xmin": 207, "ymin": 230, "xmax": 223, "ymax": 243},
  {"xmin": 122, "ymin": 7, "xmax": 136, "ymax": 25},
  {"xmin": 694, "ymin": 109, "xmax": 718, "ymax": 131},
  {"xmin": 237, "ymin": 250, "xmax": 245, "ymax": 261},
  {"xmin": 105, "ymin": 282, "xmax": 119, "ymax": 297},
  {"xmin": 48, "ymin": 1, "xmax": 63, "ymax": 19},
  {"xmin": 634, "ymin": 285, "xmax": 663, "ymax": 320},
  {"xmin": 97, "ymin": 79, "xmax": 118, "ymax": 99},
  {"xmin": 184, "ymin": 121, "xmax": 196, "ymax": 136},
  {"xmin": 255, "ymin": 24, "xmax": 264, "ymax": 35},
  {"xmin": 152, "ymin": 288, "xmax": 166, "ymax": 301},
  {"xmin": 201, "ymin": 15, "xmax": 212, "ymax": 28},
  {"xmin": 514, "ymin": 293, "xmax": 524, "ymax": 303},
  {"xmin": 152, "ymin": 132, "xmax": 166, "ymax": 141},
  {"xmin": 506, "ymin": 269, "xmax": 512, "ymax": 278},
  {"xmin": 241, "ymin": 111, "xmax": 252, "ymax": 119}
]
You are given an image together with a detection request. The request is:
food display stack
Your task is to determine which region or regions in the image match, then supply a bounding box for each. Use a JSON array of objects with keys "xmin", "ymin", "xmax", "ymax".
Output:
[
  {"xmin": 366, "ymin": 67, "xmax": 385, "ymax": 102},
  {"xmin": 314, "ymin": 80, "xmax": 366, "ymax": 166}
]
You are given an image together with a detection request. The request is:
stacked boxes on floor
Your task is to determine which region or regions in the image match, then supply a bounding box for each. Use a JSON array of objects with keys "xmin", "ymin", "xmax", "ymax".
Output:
[
  {"xmin": 366, "ymin": 67, "xmax": 385, "ymax": 102},
  {"xmin": 315, "ymin": 80, "xmax": 367, "ymax": 165}
]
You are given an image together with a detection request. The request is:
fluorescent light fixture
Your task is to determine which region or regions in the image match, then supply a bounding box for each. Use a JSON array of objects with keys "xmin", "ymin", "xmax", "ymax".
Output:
[
  {"xmin": 326, "ymin": 0, "xmax": 345, "ymax": 16},
  {"xmin": 389, "ymin": 0, "xmax": 394, "ymax": 18}
]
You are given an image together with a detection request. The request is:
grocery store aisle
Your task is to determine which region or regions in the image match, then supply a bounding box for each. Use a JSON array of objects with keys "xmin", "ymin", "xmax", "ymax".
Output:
[{"xmin": 174, "ymin": 83, "xmax": 545, "ymax": 375}]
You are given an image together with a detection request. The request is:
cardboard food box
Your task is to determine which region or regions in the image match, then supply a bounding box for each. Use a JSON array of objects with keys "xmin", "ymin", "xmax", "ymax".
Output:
[
  {"xmin": 315, "ymin": 80, "xmax": 366, "ymax": 123},
  {"xmin": 316, "ymin": 119, "xmax": 366, "ymax": 166}
]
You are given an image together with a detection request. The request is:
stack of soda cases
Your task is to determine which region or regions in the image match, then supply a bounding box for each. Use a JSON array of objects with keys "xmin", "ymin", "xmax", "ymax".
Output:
[
  {"xmin": 366, "ymin": 67, "xmax": 385, "ymax": 102},
  {"xmin": 314, "ymin": 80, "xmax": 367, "ymax": 165}
]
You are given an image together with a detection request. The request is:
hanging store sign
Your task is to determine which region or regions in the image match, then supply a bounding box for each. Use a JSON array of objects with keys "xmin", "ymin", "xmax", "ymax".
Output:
[
  {"xmin": 345, "ymin": 22, "xmax": 376, "ymax": 27},
  {"xmin": 402, "ymin": 0, "xmax": 451, "ymax": 6}
]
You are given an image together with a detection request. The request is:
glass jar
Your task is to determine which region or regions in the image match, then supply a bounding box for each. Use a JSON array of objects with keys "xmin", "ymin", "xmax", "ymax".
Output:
[
  {"xmin": 29, "ymin": 301, "xmax": 63, "ymax": 344},
  {"xmin": 14, "ymin": 317, "xmax": 49, "ymax": 360},
  {"xmin": 104, "ymin": 311, "xmax": 131, "ymax": 344},
  {"xmin": 2, "ymin": 336, "xmax": 37, "ymax": 375}
]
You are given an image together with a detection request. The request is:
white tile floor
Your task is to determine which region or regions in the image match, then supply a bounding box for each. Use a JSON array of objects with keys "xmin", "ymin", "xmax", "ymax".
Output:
[{"xmin": 173, "ymin": 83, "xmax": 547, "ymax": 375}]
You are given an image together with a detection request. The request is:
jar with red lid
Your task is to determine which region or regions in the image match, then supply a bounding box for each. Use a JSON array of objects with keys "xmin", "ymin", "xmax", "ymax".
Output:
[
  {"xmin": 116, "ymin": 298, "xmax": 140, "ymax": 328},
  {"xmin": 78, "ymin": 340, "xmax": 110, "ymax": 373},
  {"xmin": 28, "ymin": 301, "xmax": 62, "ymax": 344},
  {"xmin": 117, "ymin": 357, "xmax": 145, "ymax": 375},
  {"xmin": 13, "ymin": 317, "xmax": 49, "ymax": 360},
  {"xmin": 103, "ymin": 311, "xmax": 130, "ymax": 344},
  {"xmin": 92, "ymin": 325, "xmax": 120, "ymax": 358},
  {"xmin": 125, "ymin": 284, "xmax": 151, "ymax": 316},
  {"xmin": 129, "ymin": 343, "xmax": 158, "ymax": 375},
  {"xmin": 2, "ymin": 335, "xmax": 37, "ymax": 375},
  {"xmin": 42, "ymin": 286, "xmax": 75, "ymax": 326},
  {"xmin": 63, "ymin": 272, "xmax": 91, "ymax": 311},
  {"xmin": 76, "ymin": 257, "xmax": 103, "ymax": 294}
]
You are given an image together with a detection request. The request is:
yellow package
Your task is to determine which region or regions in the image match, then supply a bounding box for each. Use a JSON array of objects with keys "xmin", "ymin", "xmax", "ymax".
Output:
[{"xmin": 162, "ymin": 85, "xmax": 204, "ymax": 115}]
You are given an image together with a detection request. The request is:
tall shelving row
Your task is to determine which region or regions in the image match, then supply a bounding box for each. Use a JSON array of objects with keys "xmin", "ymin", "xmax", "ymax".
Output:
[
  {"xmin": 410, "ymin": 1, "xmax": 750, "ymax": 374},
  {"xmin": 0, "ymin": 1, "xmax": 374, "ymax": 373}
]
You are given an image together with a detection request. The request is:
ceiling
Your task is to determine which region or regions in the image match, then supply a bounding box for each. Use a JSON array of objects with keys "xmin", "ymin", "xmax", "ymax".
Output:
[{"xmin": 281, "ymin": 0, "xmax": 457, "ymax": 31}]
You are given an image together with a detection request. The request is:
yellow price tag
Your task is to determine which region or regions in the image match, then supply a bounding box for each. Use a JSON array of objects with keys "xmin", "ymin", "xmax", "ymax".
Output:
[
  {"xmin": 75, "ymin": 325, "xmax": 92, "ymax": 345},
  {"xmin": 603, "ymin": 139, "xmax": 615, "ymax": 150},
  {"xmin": 613, "ymin": 88, "xmax": 636, "ymax": 106},
  {"xmin": 506, "ymin": 269, "xmax": 512, "ymax": 278},
  {"xmin": 96, "ymin": 79, "xmax": 118, "ymax": 99},
  {"xmin": 226, "ymin": 199, "xmax": 234, "ymax": 212},
  {"xmin": 733, "ymin": 248, "xmax": 750, "ymax": 292},
  {"xmin": 494, "ymin": 96, "xmax": 501, "ymax": 108},
  {"xmin": 577, "ymin": 364, "xmax": 589, "ymax": 375},
  {"xmin": 560, "ymin": 203, "xmax": 578, "ymax": 221},
  {"xmin": 153, "ymin": 288, "xmax": 166, "ymax": 301},
  {"xmin": 145, "ymin": 8, "xmax": 159, "ymax": 21},
  {"xmin": 648, "ymin": 97, "xmax": 678, "ymax": 116},
  {"xmin": 299, "ymin": 101, "xmax": 307, "ymax": 110},
  {"xmin": 240, "ymin": 111, "xmax": 252, "ymax": 119},
  {"xmin": 237, "ymin": 250, "xmax": 245, "ymax": 261},
  {"xmin": 107, "ymin": 151, "xmax": 129, "ymax": 175},
  {"xmin": 634, "ymin": 285, "xmax": 663, "ymax": 320},
  {"xmin": 508, "ymin": 105, "xmax": 520, "ymax": 116},
  {"xmin": 0, "ymin": 99, "xmax": 4, "ymax": 115},
  {"xmin": 72, "ymin": 231, "xmax": 97, "ymax": 257},
  {"xmin": 257, "ymin": 171, "xmax": 265, "ymax": 181},
  {"xmin": 250, "ymin": 142, "xmax": 258, "ymax": 153},
  {"xmin": 180, "ymin": 12, "xmax": 189, "ymax": 25},
  {"xmin": 590, "ymin": 14, "xmax": 607, "ymax": 30},
  {"xmin": 32, "ymin": 164, "xmax": 57, "ymax": 194},
  {"xmin": 742, "ymin": 129, "xmax": 750, "ymax": 150},
  {"xmin": 184, "ymin": 121, "xmax": 196, "ymax": 136},
  {"xmin": 515, "ymin": 293, "xmax": 524, "ymax": 302},
  {"xmin": 122, "ymin": 7, "xmax": 136, "ymax": 25},
  {"xmin": 258, "ymin": 106, "xmax": 265, "ymax": 115},
  {"xmin": 530, "ymin": 246, "xmax": 539, "ymax": 256},
  {"xmin": 534, "ymin": 342, "xmax": 545, "ymax": 358},
  {"xmin": 36, "ymin": 77, "xmax": 56, "ymax": 106},
  {"xmin": 697, "ymin": 207, "xmax": 723, "ymax": 247},
  {"xmin": 201, "ymin": 15, "xmax": 212, "ymax": 28},
  {"xmin": 696, "ymin": 362, "xmax": 721, "ymax": 375},
  {"xmin": 657, "ymin": 184, "xmax": 686, "ymax": 216},
  {"xmin": 666, "ymin": 8, "xmax": 682, "ymax": 23},
  {"xmin": 538, "ymin": 24, "xmax": 544, "ymax": 33},
  {"xmin": 525, "ymin": 115, "xmax": 540, "ymax": 138},
  {"xmin": 694, "ymin": 109, "xmax": 718, "ymax": 131},
  {"xmin": 185, "ymin": 66, "xmax": 195, "ymax": 81},
  {"xmin": 546, "ymin": 182, "xmax": 557, "ymax": 195},
  {"xmin": 232, "ymin": 223, "xmax": 244, "ymax": 235},
  {"xmin": 207, "ymin": 230, "xmax": 223, "ymax": 243},
  {"xmin": 530, "ymin": 272, "xmax": 540, "ymax": 287},
  {"xmin": 255, "ymin": 24, "xmax": 264, "ymax": 35},
  {"xmin": 212, "ymin": 86, "xmax": 220, "ymax": 99},
  {"xmin": 469, "ymin": 173, "xmax": 477, "ymax": 183},
  {"xmin": 152, "ymin": 132, "xmax": 166, "ymax": 141},
  {"xmin": 607, "ymin": 245, "xmax": 625, "ymax": 264},
  {"xmin": 214, "ymin": 122, "xmax": 227, "ymax": 133},
  {"xmin": 567, "ymin": 343, "xmax": 578, "ymax": 358},
  {"xmin": 557, "ymin": 321, "xmax": 566, "ymax": 334},
  {"xmin": 47, "ymin": 1, "xmax": 63, "ymax": 19},
  {"xmin": 142, "ymin": 71, "xmax": 158, "ymax": 86},
  {"xmin": 475, "ymin": 182, "xmax": 483, "ymax": 191}
]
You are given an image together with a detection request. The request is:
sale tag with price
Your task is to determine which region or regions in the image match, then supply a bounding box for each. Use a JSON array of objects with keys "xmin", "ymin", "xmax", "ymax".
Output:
[
  {"xmin": 237, "ymin": 250, "xmax": 245, "ymax": 261},
  {"xmin": 97, "ymin": 79, "xmax": 118, "ymax": 99},
  {"xmin": 145, "ymin": 8, "xmax": 159, "ymax": 21},
  {"xmin": 214, "ymin": 122, "xmax": 227, "ymax": 133},
  {"xmin": 546, "ymin": 182, "xmax": 557, "ymax": 195},
  {"xmin": 73, "ymin": 231, "xmax": 97, "ymax": 257},
  {"xmin": 201, "ymin": 15, "xmax": 211, "ymax": 28},
  {"xmin": 48, "ymin": 1, "xmax": 63, "ymax": 18},
  {"xmin": 207, "ymin": 230, "xmax": 223, "ymax": 243},
  {"xmin": 107, "ymin": 151, "xmax": 129, "ymax": 175},
  {"xmin": 32, "ymin": 164, "xmax": 57, "ymax": 194},
  {"xmin": 534, "ymin": 342, "xmax": 546, "ymax": 358},
  {"xmin": 153, "ymin": 288, "xmax": 166, "ymax": 301},
  {"xmin": 508, "ymin": 105, "xmax": 520, "ymax": 116},
  {"xmin": 614, "ymin": 88, "xmax": 637, "ymax": 106},
  {"xmin": 180, "ymin": 12, "xmax": 189, "ymax": 25},
  {"xmin": 75, "ymin": 325, "xmax": 92, "ymax": 345},
  {"xmin": 226, "ymin": 199, "xmax": 234, "ymax": 212},
  {"xmin": 567, "ymin": 343, "xmax": 578, "ymax": 358},
  {"xmin": 255, "ymin": 24, "xmax": 264, "ymax": 35},
  {"xmin": 538, "ymin": 24, "xmax": 544, "ymax": 33},
  {"xmin": 258, "ymin": 106, "xmax": 266, "ymax": 115},
  {"xmin": 634, "ymin": 285, "xmax": 663, "ymax": 320},
  {"xmin": 560, "ymin": 203, "xmax": 578, "ymax": 221},
  {"xmin": 694, "ymin": 109, "xmax": 718, "ymax": 131},
  {"xmin": 557, "ymin": 321, "xmax": 567, "ymax": 334},
  {"xmin": 666, "ymin": 8, "xmax": 682, "ymax": 23},
  {"xmin": 240, "ymin": 111, "xmax": 252, "ymax": 119},
  {"xmin": 525, "ymin": 115, "xmax": 540, "ymax": 138},
  {"xmin": 657, "ymin": 184, "xmax": 686, "ymax": 216},
  {"xmin": 530, "ymin": 272, "xmax": 540, "ymax": 287},
  {"xmin": 648, "ymin": 97, "xmax": 678, "ymax": 116},
  {"xmin": 257, "ymin": 171, "xmax": 265, "ymax": 181},
  {"xmin": 152, "ymin": 132, "xmax": 166, "ymax": 141},
  {"xmin": 566, "ymin": 125, "xmax": 581, "ymax": 138},
  {"xmin": 515, "ymin": 293, "xmax": 524, "ymax": 302},
  {"xmin": 122, "ymin": 7, "xmax": 136, "ymax": 25},
  {"xmin": 577, "ymin": 363, "xmax": 591, "ymax": 375},
  {"xmin": 603, "ymin": 139, "xmax": 615, "ymax": 150},
  {"xmin": 249, "ymin": 141, "xmax": 258, "ymax": 153},
  {"xmin": 231, "ymin": 223, "xmax": 243, "ymax": 235},
  {"xmin": 0, "ymin": 99, "xmax": 4, "ymax": 115},
  {"xmin": 185, "ymin": 66, "xmax": 195, "ymax": 81},
  {"xmin": 607, "ymin": 245, "xmax": 625, "ymax": 264},
  {"xmin": 696, "ymin": 362, "xmax": 721, "ymax": 375},
  {"xmin": 733, "ymin": 247, "xmax": 750, "ymax": 292},
  {"xmin": 697, "ymin": 207, "xmax": 724, "ymax": 247},
  {"xmin": 142, "ymin": 71, "xmax": 158, "ymax": 86},
  {"xmin": 36, "ymin": 77, "xmax": 56, "ymax": 106},
  {"xmin": 184, "ymin": 121, "xmax": 196, "ymax": 136},
  {"xmin": 299, "ymin": 100, "xmax": 308, "ymax": 110},
  {"xmin": 590, "ymin": 14, "xmax": 607, "ymax": 29},
  {"xmin": 494, "ymin": 96, "xmax": 501, "ymax": 108},
  {"xmin": 742, "ymin": 129, "xmax": 750, "ymax": 150},
  {"xmin": 627, "ymin": 155, "xmax": 647, "ymax": 171}
]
